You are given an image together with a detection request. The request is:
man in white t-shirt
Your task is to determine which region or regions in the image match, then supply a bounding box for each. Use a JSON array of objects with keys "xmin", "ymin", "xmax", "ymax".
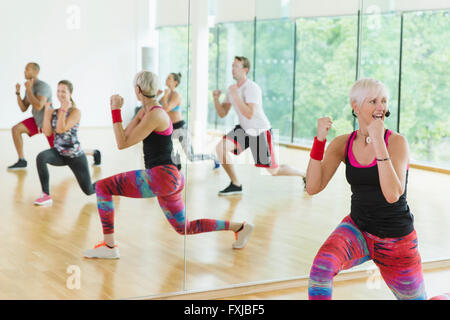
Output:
[{"xmin": 213, "ymin": 56, "xmax": 305, "ymax": 196}]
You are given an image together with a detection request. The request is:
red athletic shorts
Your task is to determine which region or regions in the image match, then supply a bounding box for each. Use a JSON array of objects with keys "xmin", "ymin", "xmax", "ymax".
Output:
[{"xmin": 21, "ymin": 117, "xmax": 54, "ymax": 147}]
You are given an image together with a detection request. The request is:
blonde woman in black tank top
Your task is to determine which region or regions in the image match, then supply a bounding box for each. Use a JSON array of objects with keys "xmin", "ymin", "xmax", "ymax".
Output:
[{"xmin": 303, "ymin": 78, "xmax": 447, "ymax": 300}]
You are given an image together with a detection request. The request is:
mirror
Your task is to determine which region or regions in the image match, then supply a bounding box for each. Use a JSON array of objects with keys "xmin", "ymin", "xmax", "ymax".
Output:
[
  {"xmin": 180, "ymin": 0, "xmax": 450, "ymax": 297},
  {"xmin": 1, "ymin": 0, "xmax": 448, "ymax": 300},
  {"xmin": 0, "ymin": 0, "xmax": 190, "ymax": 299}
]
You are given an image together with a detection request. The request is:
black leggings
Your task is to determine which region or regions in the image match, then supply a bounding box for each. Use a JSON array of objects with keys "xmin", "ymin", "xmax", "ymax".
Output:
[{"xmin": 36, "ymin": 148, "xmax": 95, "ymax": 196}]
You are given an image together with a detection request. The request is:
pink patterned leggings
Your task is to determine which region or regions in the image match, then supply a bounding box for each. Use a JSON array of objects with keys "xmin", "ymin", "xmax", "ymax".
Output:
[
  {"xmin": 94, "ymin": 165, "xmax": 230, "ymax": 235},
  {"xmin": 308, "ymin": 215, "xmax": 427, "ymax": 300}
]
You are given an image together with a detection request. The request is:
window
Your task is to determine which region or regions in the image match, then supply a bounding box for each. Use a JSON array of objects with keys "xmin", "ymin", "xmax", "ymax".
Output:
[
  {"xmin": 158, "ymin": 26, "xmax": 191, "ymax": 119},
  {"xmin": 359, "ymin": 12, "xmax": 401, "ymax": 132},
  {"xmin": 255, "ymin": 18, "xmax": 295, "ymax": 143}
]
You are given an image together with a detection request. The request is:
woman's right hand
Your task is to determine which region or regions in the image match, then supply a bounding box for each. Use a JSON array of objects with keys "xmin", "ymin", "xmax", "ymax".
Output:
[
  {"xmin": 44, "ymin": 102, "xmax": 53, "ymax": 113},
  {"xmin": 317, "ymin": 117, "xmax": 333, "ymax": 141},
  {"xmin": 213, "ymin": 90, "xmax": 221, "ymax": 99},
  {"xmin": 110, "ymin": 94, "xmax": 124, "ymax": 110}
]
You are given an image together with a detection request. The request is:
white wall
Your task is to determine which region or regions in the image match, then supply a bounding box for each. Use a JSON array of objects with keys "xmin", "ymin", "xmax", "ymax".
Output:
[
  {"xmin": 0, "ymin": 0, "xmax": 150, "ymax": 129},
  {"xmin": 156, "ymin": 0, "xmax": 189, "ymax": 27}
]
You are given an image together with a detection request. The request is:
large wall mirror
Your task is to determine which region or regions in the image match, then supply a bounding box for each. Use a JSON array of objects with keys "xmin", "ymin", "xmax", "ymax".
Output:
[
  {"xmin": 0, "ymin": 0, "xmax": 190, "ymax": 299},
  {"xmin": 180, "ymin": 0, "xmax": 450, "ymax": 297}
]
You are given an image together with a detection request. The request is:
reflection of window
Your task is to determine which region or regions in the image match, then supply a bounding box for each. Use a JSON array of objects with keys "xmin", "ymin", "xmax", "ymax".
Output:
[
  {"xmin": 158, "ymin": 26, "xmax": 191, "ymax": 118},
  {"xmin": 401, "ymin": 10, "xmax": 450, "ymax": 168},
  {"xmin": 162, "ymin": 8, "xmax": 450, "ymax": 169},
  {"xmin": 294, "ymin": 16, "xmax": 357, "ymax": 146},
  {"xmin": 360, "ymin": 13, "xmax": 401, "ymax": 132},
  {"xmin": 255, "ymin": 19, "xmax": 294, "ymax": 143},
  {"xmin": 208, "ymin": 27, "xmax": 219, "ymax": 130},
  {"xmin": 208, "ymin": 22, "xmax": 255, "ymax": 132}
]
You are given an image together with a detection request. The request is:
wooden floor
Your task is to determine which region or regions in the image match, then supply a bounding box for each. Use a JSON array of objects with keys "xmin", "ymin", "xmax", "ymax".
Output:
[
  {"xmin": 0, "ymin": 127, "xmax": 449, "ymax": 299},
  {"xmin": 220, "ymin": 267, "xmax": 450, "ymax": 300}
]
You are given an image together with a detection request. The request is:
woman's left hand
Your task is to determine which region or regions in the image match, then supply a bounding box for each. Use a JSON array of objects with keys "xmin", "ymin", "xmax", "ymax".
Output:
[
  {"xmin": 111, "ymin": 94, "xmax": 124, "ymax": 110},
  {"xmin": 367, "ymin": 119, "xmax": 385, "ymax": 143},
  {"xmin": 60, "ymin": 99, "xmax": 72, "ymax": 111}
]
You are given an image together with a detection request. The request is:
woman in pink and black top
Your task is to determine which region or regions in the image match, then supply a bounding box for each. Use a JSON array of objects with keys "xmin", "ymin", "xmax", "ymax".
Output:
[
  {"xmin": 305, "ymin": 78, "xmax": 430, "ymax": 300},
  {"xmin": 83, "ymin": 71, "xmax": 253, "ymax": 259}
]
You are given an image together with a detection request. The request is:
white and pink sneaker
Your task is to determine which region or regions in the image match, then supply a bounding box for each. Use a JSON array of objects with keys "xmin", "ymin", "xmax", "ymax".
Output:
[
  {"xmin": 83, "ymin": 242, "xmax": 120, "ymax": 259},
  {"xmin": 232, "ymin": 222, "xmax": 254, "ymax": 249},
  {"xmin": 34, "ymin": 193, "xmax": 53, "ymax": 206}
]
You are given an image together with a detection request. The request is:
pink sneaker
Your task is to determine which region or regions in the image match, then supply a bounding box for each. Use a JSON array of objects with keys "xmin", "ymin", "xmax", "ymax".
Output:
[{"xmin": 34, "ymin": 193, "xmax": 53, "ymax": 206}]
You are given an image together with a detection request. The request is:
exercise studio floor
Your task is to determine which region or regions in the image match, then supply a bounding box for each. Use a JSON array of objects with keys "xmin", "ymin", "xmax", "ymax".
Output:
[{"xmin": 0, "ymin": 128, "xmax": 449, "ymax": 299}]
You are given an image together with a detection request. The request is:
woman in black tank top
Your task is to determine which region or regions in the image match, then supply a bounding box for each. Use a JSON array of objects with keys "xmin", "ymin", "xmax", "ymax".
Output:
[
  {"xmin": 303, "ymin": 78, "xmax": 438, "ymax": 300},
  {"xmin": 83, "ymin": 71, "xmax": 253, "ymax": 259}
]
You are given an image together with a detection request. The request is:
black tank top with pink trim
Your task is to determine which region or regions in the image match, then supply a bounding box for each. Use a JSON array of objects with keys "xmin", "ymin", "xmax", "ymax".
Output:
[
  {"xmin": 345, "ymin": 129, "xmax": 414, "ymax": 238},
  {"xmin": 143, "ymin": 106, "xmax": 175, "ymax": 169}
]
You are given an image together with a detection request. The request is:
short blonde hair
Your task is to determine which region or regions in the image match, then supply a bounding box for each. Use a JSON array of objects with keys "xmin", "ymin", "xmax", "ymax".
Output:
[
  {"xmin": 134, "ymin": 71, "xmax": 159, "ymax": 97},
  {"xmin": 349, "ymin": 78, "xmax": 390, "ymax": 107}
]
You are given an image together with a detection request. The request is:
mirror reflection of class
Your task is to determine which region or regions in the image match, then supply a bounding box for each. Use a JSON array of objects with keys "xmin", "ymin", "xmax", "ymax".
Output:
[{"xmin": 0, "ymin": 0, "xmax": 449, "ymax": 300}]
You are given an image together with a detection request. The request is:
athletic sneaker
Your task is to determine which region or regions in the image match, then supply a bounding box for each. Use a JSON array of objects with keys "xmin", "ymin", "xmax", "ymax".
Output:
[
  {"xmin": 218, "ymin": 182, "xmax": 242, "ymax": 196},
  {"xmin": 7, "ymin": 159, "xmax": 27, "ymax": 171},
  {"xmin": 34, "ymin": 192, "xmax": 53, "ymax": 206},
  {"xmin": 83, "ymin": 242, "xmax": 120, "ymax": 259},
  {"xmin": 232, "ymin": 222, "xmax": 254, "ymax": 249},
  {"xmin": 213, "ymin": 159, "xmax": 221, "ymax": 170},
  {"xmin": 93, "ymin": 150, "xmax": 101, "ymax": 166}
]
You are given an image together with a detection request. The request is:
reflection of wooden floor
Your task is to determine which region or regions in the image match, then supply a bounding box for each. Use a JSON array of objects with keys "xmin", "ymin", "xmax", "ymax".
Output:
[{"xmin": 0, "ymin": 128, "xmax": 449, "ymax": 299}]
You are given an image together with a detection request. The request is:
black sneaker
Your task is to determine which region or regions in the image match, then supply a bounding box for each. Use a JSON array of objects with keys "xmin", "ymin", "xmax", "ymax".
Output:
[
  {"xmin": 7, "ymin": 159, "xmax": 27, "ymax": 171},
  {"xmin": 218, "ymin": 182, "xmax": 242, "ymax": 196},
  {"xmin": 172, "ymin": 152, "xmax": 182, "ymax": 170},
  {"xmin": 93, "ymin": 150, "xmax": 101, "ymax": 166}
]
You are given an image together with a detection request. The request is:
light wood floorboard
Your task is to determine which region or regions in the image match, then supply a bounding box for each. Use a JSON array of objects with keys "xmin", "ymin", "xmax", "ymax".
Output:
[{"xmin": 0, "ymin": 128, "xmax": 448, "ymax": 299}]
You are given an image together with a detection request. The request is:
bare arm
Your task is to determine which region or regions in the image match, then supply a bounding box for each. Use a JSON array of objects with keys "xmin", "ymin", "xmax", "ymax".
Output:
[
  {"xmin": 55, "ymin": 108, "xmax": 81, "ymax": 134},
  {"xmin": 24, "ymin": 81, "xmax": 48, "ymax": 112},
  {"xmin": 17, "ymin": 95, "xmax": 29, "ymax": 112},
  {"xmin": 42, "ymin": 104, "xmax": 54, "ymax": 137},
  {"xmin": 123, "ymin": 107, "xmax": 146, "ymax": 137},
  {"xmin": 372, "ymin": 133, "xmax": 409, "ymax": 203},
  {"xmin": 113, "ymin": 109, "xmax": 160, "ymax": 150},
  {"xmin": 306, "ymin": 134, "xmax": 348, "ymax": 195},
  {"xmin": 229, "ymin": 85, "xmax": 255, "ymax": 119},
  {"xmin": 16, "ymin": 84, "xmax": 30, "ymax": 112},
  {"xmin": 231, "ymin": 96, "xmax": 255, "ymax": 119},
  {"xmin": 110, "ymin": 94, "xmax": 161, "ymax": 150},
  {"xmin": 160, "ymin": 91, "xmax": 181, "ymax": 113},
  {"xmin": 27, "ymin": 93, "xmax": 47, "ymax": 112},
  {"xmin": 213, "ymin": 90, "xmax": 232, "ymax": 118}
]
